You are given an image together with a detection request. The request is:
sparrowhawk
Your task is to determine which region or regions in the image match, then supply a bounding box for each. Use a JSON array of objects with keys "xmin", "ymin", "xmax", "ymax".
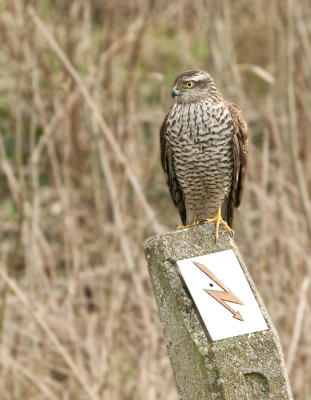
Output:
[{"xmin": 160, "ymin": 70, "xmax": 248, "ymax": 238}]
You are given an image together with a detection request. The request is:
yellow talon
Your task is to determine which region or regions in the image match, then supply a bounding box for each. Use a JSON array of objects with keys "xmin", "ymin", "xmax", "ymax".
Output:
[
  {"xmin": 176, "ymin": 215, "xmax": 199, "ymax": 230},
  {"xmin": 201, "ymin": 206, "xmax": 233, "ymax": 239}
]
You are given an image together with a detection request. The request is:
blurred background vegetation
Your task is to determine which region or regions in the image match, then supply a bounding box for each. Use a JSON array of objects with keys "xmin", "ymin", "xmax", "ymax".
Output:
[{"xmin": 0, "ymin": 0, "xmax": 310, "ymax": 399}]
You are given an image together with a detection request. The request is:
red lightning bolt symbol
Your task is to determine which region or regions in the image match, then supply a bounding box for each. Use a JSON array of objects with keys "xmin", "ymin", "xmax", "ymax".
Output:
[{"xmin": 193, "ymin": 262, "xmax": 244, "ymax": 322}]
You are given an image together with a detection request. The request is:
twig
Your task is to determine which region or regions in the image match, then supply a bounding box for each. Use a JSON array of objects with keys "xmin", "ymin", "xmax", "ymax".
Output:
[
  {"xmin": 238, "ymin": 64, "xmax": 276, "ymax": 85},
  {"xmin": 0, "ymin": 349, "xmax": 58, "ymax": 400},
  {"xmin": 286, "ymin": 276, "xmax": 310, "ymax": 374},
  {"xmin": 99, "ymin": 17, "xmax": 144, "ymax": 66},
  {"xmin": 0, "ymin": 131, "xmax": 22, "ymax": 210},
  {"xmin": 91, "ymin": 100, "xmax": 135, "ymax": 273},
  {"xmin": 27, "ymin": 5, "xmax": 164, "ymax": 235},
  {"xmin": 286, "ymin": 0, "xmax": 311, "ymax": 249},
  {"xmin": 0, "ymin": 263, "xmax": 100, "ymax": 400}
]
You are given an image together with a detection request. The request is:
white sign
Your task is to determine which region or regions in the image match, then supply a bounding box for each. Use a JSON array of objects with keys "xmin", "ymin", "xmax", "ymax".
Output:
[{"xmin": 177, "ymin": 250, "xmax": 268, "ymax": 341}]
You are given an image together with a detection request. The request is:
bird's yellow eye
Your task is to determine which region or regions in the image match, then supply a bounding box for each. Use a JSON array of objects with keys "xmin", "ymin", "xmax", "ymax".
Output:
[{"xmin": 184, "ymin": 81, "xmax": 194, "ymax": 88}]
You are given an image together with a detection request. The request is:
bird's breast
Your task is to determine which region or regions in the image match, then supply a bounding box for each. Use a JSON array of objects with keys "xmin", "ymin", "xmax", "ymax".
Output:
[
  {"xmin": 165, "ymin": 100, "xmax": 235, "ymax": 213},
  {"xmin": 166, "ymin": 101, "xmax": 233, "ymax": 154}
]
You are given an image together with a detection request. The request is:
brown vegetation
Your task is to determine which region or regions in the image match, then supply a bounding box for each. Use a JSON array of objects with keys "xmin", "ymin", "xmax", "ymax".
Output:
[{"xmin": 0, "ymin": 0, "xmax": 310, "ymax": 398}]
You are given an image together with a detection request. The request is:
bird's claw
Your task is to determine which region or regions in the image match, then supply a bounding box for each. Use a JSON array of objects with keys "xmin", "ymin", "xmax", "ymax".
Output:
[{"xmin": 199, "ymin": 208, "xmax": 233, "ymax": 239}]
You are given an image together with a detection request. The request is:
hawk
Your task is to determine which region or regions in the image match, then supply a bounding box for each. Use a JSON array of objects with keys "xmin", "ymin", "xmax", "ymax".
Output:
[{"xmin": 160, "ymin": 70, "xmax": 248, "ymax": 238}]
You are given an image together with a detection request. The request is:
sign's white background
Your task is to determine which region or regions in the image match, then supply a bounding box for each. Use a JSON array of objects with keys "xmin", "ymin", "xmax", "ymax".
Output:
[{"xmin": 177, "ymin": 250, "xmax": 268, "ymax": 341}]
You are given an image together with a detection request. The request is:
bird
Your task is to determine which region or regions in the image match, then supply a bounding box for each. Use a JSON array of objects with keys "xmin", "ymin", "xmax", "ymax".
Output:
[{"xmin": 160, "ymin": 70, "xmax": 248, "ymax": 239}]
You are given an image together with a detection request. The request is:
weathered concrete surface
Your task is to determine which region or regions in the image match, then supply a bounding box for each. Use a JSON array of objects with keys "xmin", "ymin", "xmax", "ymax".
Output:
[{"xmin": 143, "ymin": 225, "xmax": 292, "ymax": 400}]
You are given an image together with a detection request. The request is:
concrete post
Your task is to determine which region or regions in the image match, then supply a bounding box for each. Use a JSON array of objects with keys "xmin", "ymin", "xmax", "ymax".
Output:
[{"xmin": 143, "ymin": 225, "xmax": 292, "ymax": 400}]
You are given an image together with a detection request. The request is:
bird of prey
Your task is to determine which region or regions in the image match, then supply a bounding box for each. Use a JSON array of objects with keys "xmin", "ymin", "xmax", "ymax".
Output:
[{"xmin": 160, "ymin": 70, "xmax": 248, "ymax": 238}]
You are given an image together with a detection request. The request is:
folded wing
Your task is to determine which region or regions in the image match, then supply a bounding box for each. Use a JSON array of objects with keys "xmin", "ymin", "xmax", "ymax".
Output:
[{"xmin": 160, "ymin": 108, "xmax": 187, "ymax": 225}]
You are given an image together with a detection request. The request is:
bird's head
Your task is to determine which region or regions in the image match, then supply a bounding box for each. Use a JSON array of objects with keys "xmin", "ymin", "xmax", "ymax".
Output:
[{"xmin": 171, "ymin": 70, "xmax": 222, "ymax": 104}]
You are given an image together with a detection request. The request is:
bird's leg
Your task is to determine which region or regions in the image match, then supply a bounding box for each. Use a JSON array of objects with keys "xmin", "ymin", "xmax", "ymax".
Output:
[
  {"xmin": 176, "ymin": 215, "xmax": 199, "ymax": 230},
  {"xmin": 200, "ymin": 206, "xmax": 233, "ymax": 239}
]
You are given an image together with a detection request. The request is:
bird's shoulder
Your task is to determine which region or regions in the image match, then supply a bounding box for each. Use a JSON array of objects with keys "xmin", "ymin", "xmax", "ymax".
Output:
[
  {"xmin": 225, "ymin": 102, "xmax": 249, "ymax": 224},
  {"xmin": 160, "ymin": 106, "xmax": 174, "ymax": 137},
  {"xmin": 225, "ymin": 102, "xmax": 248, "ymax": 140},
  {"xmin": 160, "ymin": 106, "xmax": 174, "ymax": 166},
  {"xmin": 159, "ymin": 106, "xmax": 187, "ymax": 224}
]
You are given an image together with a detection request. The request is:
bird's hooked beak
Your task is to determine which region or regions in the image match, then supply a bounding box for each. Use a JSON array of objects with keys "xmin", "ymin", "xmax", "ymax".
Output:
[{"xmin": 172, "ymin": 85, "xmax": 181, "ymax": 98}]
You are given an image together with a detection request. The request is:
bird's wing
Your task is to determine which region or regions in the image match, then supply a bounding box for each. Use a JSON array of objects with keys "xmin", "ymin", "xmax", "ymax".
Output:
[
  {"xmin": 226, "ymin": 102, "xmax": 248, "ymax": 228},
  {"xmin": 160, "ymin": 107, "xmax": 187, "ymax": 225}
]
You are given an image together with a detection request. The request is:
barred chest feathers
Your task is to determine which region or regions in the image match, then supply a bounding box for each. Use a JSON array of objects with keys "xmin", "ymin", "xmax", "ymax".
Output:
[{"xmin": 165, "ymin": 100, "xmax": 234, "ymax": 220}]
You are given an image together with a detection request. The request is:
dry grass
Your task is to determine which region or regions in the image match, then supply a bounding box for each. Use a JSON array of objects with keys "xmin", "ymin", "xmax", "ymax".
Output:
[{"xmin": 0, "ymin": 0, "xmax": 310, "ymax": 399}]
